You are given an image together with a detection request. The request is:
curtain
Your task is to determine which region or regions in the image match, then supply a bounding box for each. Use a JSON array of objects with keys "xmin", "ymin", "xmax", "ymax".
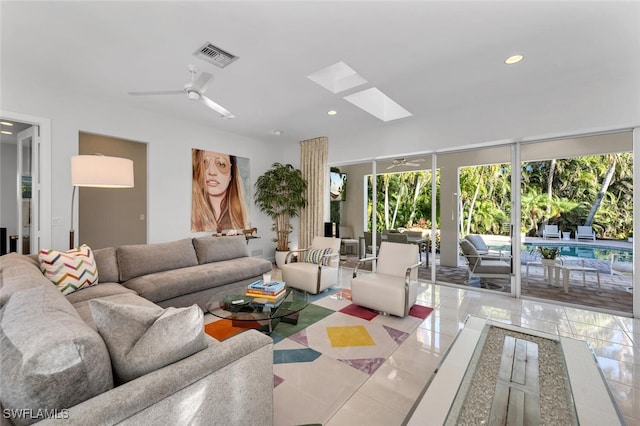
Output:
[{"xmin": 299, "ymin": 137, "xmax": 328, "ymax": 249}]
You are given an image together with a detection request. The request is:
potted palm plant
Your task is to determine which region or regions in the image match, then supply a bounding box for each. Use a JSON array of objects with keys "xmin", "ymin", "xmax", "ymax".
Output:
[{"xmin": 254, "ymin": 162, "xmax": 308, "ymax": 268}]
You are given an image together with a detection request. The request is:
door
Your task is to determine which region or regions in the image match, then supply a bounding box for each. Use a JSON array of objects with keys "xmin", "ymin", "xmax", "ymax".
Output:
[{"xmin": 16, "ymin": 126, "xmax": 40, "ymax": 254}]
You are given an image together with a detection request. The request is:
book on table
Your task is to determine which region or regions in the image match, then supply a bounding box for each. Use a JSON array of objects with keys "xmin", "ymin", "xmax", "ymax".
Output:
[
  {"xmin": 249, "ymin": 291, "xmax": 287, "ymax": 308},
  {"xmin": 246, "ymin": 288, "xmax": 285, "ymax": 299},
  {"xmin": 247, "ymin": 280, "xmax": 285, "ymax": 295}
]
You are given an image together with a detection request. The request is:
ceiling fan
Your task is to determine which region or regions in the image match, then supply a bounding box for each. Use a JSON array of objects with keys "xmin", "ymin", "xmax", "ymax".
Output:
[
  {"xmin": 386, "ymin": 158, "xmax": 425, "ymax": 170},
  {"xmin": 128, "ymin": 65, "xmax": 235, "ymax": 119}
]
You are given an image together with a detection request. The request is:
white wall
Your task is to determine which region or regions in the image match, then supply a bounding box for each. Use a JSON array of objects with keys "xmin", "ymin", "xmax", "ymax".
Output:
[{"xmin": 1, "ymin": 83, "xmax": 298, "ymax": 260}]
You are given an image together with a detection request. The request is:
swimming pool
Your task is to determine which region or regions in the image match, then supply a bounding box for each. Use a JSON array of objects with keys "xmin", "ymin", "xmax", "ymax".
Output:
[{"xmin": 489, "ymin": 242, "xmax": 633, "ymax": 261}]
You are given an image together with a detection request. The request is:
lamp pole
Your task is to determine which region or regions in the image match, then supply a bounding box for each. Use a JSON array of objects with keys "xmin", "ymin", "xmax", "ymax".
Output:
[{"xmin": 69, "ymin": 186, "xmax": 77, "ymax": 249}]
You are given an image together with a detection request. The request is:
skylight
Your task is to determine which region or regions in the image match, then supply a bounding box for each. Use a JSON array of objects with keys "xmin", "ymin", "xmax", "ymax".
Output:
[
  {"xmin": 307, "ymin": 61, "xmax": 367, "ymax": 94},
  {"xmin": 343, "ymin": 88, "xmax": 412, "ymax": 122}
]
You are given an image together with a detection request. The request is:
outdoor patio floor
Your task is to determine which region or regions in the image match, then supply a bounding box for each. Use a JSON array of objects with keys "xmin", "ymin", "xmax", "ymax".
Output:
[{"xmin": 340, "ymin": 248, "xmax": 633, "ymax": 314}]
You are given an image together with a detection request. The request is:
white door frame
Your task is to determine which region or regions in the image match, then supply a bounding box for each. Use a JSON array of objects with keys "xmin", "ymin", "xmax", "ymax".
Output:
[{"xmin": 1, "ymin": 110, "xmax": 51, "ymax": 251}]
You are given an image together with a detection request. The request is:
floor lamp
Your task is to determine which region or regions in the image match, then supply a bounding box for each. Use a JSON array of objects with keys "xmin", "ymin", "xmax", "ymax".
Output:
[{"xmin": 70, "ymin": 155, "xmax": 134, "ymax": 249}]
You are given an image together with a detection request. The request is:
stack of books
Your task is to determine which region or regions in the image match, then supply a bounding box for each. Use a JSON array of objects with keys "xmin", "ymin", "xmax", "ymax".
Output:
[{"xmin": 246, "ymin": 280, "xmax": 286, "ymax": 300}]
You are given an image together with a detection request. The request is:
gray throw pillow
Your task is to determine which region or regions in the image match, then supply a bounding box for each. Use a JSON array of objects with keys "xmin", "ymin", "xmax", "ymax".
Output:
[{"xmin": 88, "ymin": 299, "xmax": 207, "ymax": 384}]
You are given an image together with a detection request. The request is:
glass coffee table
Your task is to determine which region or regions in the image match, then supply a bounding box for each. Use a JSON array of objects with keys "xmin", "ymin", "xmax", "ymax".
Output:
[{"xmin": 206, "ymin": 287, "xmax": 309, "ymax": 334}]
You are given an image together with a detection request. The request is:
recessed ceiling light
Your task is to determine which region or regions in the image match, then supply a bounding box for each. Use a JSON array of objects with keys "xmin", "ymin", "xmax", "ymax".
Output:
[
  {"xmin": 1, "ymin": 130, "xmax": 13, "ymax": 135},
  {"xmin": 271, "ymin": 130, "xmax": 283, "ymax": 136},
  {"xmin": 505, "ymin": 54, "xmax": 524, "ymax": 65},
  {"xmin": 327, "ymin": 110, "xmax": 337, "ymax": 116},
  {"xmin": 0, "ymin": 121, "xmax": 14, "ymax": 126}
]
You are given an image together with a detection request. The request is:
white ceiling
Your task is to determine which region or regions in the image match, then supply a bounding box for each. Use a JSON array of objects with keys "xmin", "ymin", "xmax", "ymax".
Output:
[{"xmin": 2, "ymin": 1, "xmax": 639, "ymax": 144}]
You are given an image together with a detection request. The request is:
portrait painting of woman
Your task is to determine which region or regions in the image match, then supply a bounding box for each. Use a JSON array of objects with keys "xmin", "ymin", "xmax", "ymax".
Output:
[{"xmin": 191, "ymin": 148, "xmax": 250, "ymax": 232}]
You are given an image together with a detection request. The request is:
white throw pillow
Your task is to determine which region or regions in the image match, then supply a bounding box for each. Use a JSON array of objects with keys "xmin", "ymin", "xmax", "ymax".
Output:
[{"xmin": 39, "ymin": 244, "xmax": 98, "ymax": 295}]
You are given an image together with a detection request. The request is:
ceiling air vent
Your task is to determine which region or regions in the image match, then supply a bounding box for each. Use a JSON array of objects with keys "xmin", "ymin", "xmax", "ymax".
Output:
[{"xmin": 193, "ymin": 42, "xmax": 238, "ymax": 68}]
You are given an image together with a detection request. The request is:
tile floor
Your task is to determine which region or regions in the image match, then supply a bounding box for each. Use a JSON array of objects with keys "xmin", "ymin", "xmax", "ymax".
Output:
[{"xmin": 215, "ymin": 266, "xmax": 640, "ymax": 425}]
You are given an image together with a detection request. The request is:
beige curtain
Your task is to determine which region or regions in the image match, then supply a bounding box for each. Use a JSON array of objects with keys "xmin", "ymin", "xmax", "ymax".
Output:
[{"xmin": 299, "ymin": 136, "xmax": 328, "ymax": 249}]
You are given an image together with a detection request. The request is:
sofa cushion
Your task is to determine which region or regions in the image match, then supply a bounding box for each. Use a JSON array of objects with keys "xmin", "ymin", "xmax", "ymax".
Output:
[
  {"xmin": 0, "ymin": 254, "xmax": 46, "ymax": 305},
  {"xmin": 192, "ymin": 235, "xmax": 248, "ymax": 264},
  {"xmin": 122, "ymin": 257, "xmax": 272, "ymax": 304},
  {"xmin": 117, "ymin": 238, "xmax": 198, "ymax": 282},
  {"xmin": 38, "ymin": 244, "xmax": 99, "ymax": 295},
  {"xmin": 93, "ymin": 247, "xmax": 119, "ymax": 283},
  {"xmin": 74, "ymin": 292, "xmax": 158, "ymax": 330},
  {"xmin": 65, "ymin": 282, "xmax": 137, "ymax": 305},
  {"xmin": 0, "ymin": 285, "xmax": 113, "ymax": 425},
  {"xmin": 89, "ymin": 299, "xmax": 207, "ymax": 384}
]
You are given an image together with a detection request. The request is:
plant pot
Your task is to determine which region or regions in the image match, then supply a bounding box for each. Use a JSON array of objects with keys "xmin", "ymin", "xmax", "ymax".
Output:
[
  {"xmin": 541, "ymin": 258, "xmax": 557, "ymax": 266},
  {"xmin": 275, "ymin": 250, "xmax": 289, "ymax": 269}
]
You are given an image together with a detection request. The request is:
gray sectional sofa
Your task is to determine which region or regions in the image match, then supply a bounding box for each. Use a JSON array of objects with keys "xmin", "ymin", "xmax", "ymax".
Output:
[{"xmin": 0, "ymin": 235, "xmax": 274, "ymax": 425}]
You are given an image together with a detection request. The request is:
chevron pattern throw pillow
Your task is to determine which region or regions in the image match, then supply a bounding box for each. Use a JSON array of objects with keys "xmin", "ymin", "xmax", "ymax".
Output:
[{"xmin": 39, "ymin": 245, "xmax": 99, "ymax": 295}]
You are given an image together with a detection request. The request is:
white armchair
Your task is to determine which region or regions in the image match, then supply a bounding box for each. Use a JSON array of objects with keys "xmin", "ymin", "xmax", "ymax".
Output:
[
  {"xmin": 542, "ymin": 225, "xmax": 561, "ymax": 239},
  {"xmin": 576, "ymin": 226, "xmax": 596, "ymax": 241},
  {"xmin": 351, "ymin": 242, "xmax": 422, "ymax": 317},
  {"xmin": 280, "ymin": 236, "xmax": 341, "ymax": 294}
]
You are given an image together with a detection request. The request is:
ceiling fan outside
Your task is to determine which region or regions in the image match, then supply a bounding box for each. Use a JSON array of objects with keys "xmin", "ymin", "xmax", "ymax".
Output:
[
  {"xmin": 386, "ymin": 158, "xmax": 425, "ymax": 170},
  {"xmin": 128, "ymin": 65, "xmax": 235, "ymax": 119}
]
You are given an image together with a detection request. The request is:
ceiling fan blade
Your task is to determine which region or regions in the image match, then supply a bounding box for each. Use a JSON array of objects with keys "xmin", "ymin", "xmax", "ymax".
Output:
[
  {"xmin": 200, "ymin": 95, "xmax": 235, "ymax": 119},
  {"xmin": 193, "ymin": 72, "xmax": 213, "ymax": 93},
  {"xmin": 128, "ymin": 90, "xmax": 184, "ymax": 96},
  {"xmin": 386, "ymin": 165, "xmax": 396, "ymax": 170}
]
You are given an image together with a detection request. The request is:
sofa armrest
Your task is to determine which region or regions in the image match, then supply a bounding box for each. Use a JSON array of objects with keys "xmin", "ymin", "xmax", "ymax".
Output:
[{"xmin": 36, "ymin": 330, "xmax": 273, "ymax": 425}]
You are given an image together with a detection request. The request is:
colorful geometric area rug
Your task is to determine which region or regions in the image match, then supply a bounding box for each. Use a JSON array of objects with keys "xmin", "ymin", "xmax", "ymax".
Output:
[{"xmin": 267, "ymin": 288, "xmax": 434, "ymax": 425}]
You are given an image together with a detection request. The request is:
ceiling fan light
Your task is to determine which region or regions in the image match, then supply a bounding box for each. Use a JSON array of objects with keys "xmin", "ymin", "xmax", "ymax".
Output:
[{"xmin": 187, "ymin": 91, "xmax": 200, "ymax": 100}]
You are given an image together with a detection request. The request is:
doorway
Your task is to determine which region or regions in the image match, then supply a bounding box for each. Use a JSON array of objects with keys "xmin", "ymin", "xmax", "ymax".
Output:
[
  {"xmin": 78, "ymin": 132, "xmax": 147, "ymax": 248},
  {"xmin": 0, "ymin": 117, "xmax": 47, "ymax": 255}
]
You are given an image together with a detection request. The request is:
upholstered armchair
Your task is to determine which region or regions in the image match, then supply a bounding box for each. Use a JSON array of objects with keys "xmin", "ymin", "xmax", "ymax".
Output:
[
  {"xmin": 351, "ymin": 242, "xmax": 422, "ymax": 317},
  {"xmin": 280, "ymin": 236, "xmax": 341, "ymax": 294}
]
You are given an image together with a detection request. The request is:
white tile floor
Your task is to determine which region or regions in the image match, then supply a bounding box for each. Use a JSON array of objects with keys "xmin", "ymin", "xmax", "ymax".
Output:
[{"xmin": 279, "ymin": 267, "xmax": 640, "ymax": 426}]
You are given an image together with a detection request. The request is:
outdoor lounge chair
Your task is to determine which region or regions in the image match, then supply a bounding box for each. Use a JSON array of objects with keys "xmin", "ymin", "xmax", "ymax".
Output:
[
  {"xmin": 576, "ymin": 226, "xmax": 596, "ymax": 241},
  {"xmin": 610, "ymin": 254, "xmax": 633, "ymax": 276},
  {"xmin": 542, "ymin": 224, "xmax": 561, "ymax": 239},
  {"xmin": 463, "ymin": 234, "xmax": 508, "ymax": 259},
  {"xmin": 459, "ymin": 239, "xmax": 511, "ymax": 289}
]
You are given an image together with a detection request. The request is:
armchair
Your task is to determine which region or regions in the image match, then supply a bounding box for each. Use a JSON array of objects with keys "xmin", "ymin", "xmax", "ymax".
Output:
[
  {"xmin": 576, "ymin": 226, "xmax": 596, "ymax": 241},
  {"xmin": 363, "ymin": 231, "xmax": 382, "ymax": 256},
  {"xmin": 280, "ymin": 236, "xmax": 341, "ymax": 294},
  {"xmin": 463, "ymin": 234, "xmax": 507, "ymax": 259},
  {"xmin": 611, "ymin": 253, "xmax": 633, "ymax": 276},
  {"xmin": 351, "ymin": 242, "xmax": 422, "ymax": 317},
  {"xmin": 339, "ymin": 226, "xmax": 359, "ymax": 257},
  {"xmin": 459, "ymin": 239, "xmax": 511, "ymax": 288},
  {"xmin": 542, "ymin": 225, "xmax": 561, "ymax": 239}
]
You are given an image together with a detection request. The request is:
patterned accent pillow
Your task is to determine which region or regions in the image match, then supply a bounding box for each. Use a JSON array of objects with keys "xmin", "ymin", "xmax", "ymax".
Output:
[
  {"xmin": 39, "ymin": 244, "xmax": 99, "ymax": 295},
  {"xmin": 304, "ymin": 247, "xmax": 331, "ymax": 264}
]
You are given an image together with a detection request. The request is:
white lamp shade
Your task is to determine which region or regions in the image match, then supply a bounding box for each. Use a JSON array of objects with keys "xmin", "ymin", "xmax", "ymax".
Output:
[{"xmin": 71, "ymin": 155, "xmax": 134, "ymax": 187}]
